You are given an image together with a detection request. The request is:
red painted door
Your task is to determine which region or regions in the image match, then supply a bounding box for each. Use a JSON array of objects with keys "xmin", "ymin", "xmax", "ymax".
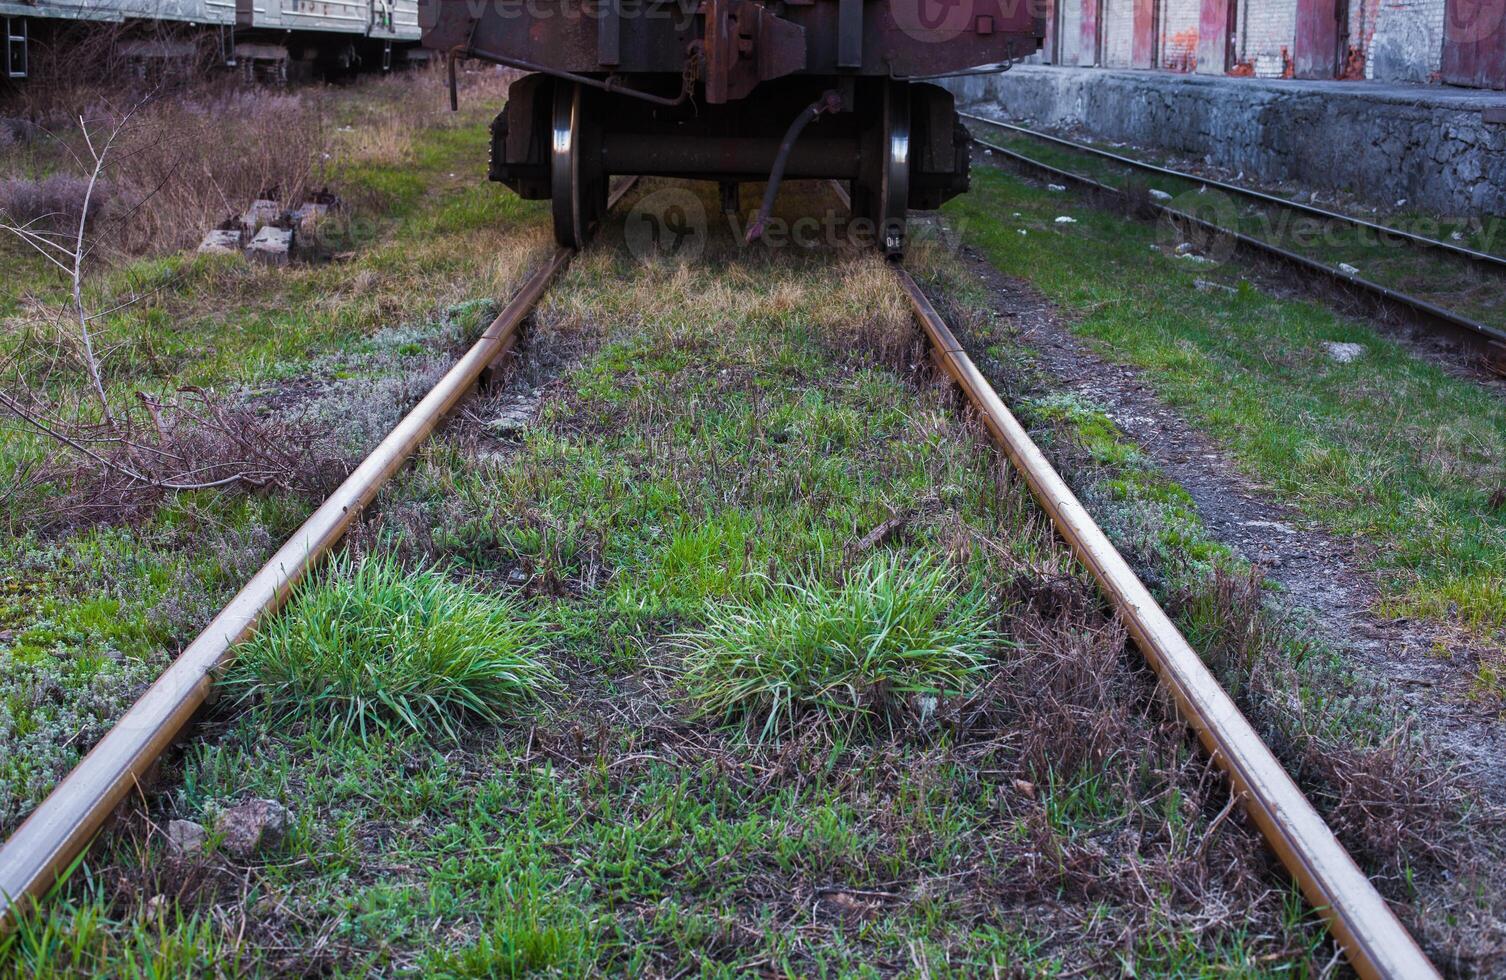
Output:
[
  {"xmin": 1294, "ymin": 0, "xmax": 1340, "ymax": 78},
  {"xmin": 1196, "ymin": 0, "xmax": 1233, "ymax": 74},
  {"xmin": 1442, "ymin": 0, "xmax": 1506, "ymax": 88},
  {"xmin": 1080, "ymin": 0, "xmax": 1099, "ymax": 66},
  {"xmin": 1132, "ymin": 0, "xmax": 1156, "ymax": 67}
]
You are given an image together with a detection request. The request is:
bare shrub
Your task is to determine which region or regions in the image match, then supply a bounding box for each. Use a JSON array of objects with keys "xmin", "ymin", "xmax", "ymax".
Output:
[
  {"xmin": 117, "ymin": 91, "xmax": 322, "ymax": 252},
  {"xmin": 963, "ymin": 573, "xmax": 1149, "ymax": 783},
  {"xmin": 0, "ymin": 175, "xmax": 106, "ymax": 231},
  {"xmin": 1, "ymin": 385, "xmax": 343, "ymax": 534}
]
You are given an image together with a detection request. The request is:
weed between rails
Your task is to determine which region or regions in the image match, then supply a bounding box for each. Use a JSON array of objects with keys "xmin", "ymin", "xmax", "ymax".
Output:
[
  {"xmin": 675, "ymin": 553, "xmax": 1001, "ymax": 740},
  {"xmin": 227, "ymin": 554, "xmax": 555, "ymax": 741}
]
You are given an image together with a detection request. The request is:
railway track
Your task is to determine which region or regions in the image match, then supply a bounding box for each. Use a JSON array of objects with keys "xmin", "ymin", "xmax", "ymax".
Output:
[
  {"xmin": 0, "ymin": 180, "xmax": 1438, "ymax": 977},
  {"xmin": 961, "ymin": 112, "xmax": 1506, "ymax": 372}
]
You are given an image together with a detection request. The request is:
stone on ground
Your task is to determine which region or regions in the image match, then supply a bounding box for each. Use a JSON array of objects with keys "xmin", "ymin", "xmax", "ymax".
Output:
[
  {"xmin": 1323, "ymin": 341, "xmax": 1367, "ymax": 363},
  {"xmin": 240, "ymin": 199, "xmax": 282, "ymax": 232},
  {"xmin": 197, "ymin": 228, "xmax": 243, "ymax": 254},
  {"xmin": 246, "ymin": 226, "xmax": 294, "ymax": 266},
  {"xmin": 166, "ymin": 818, "xmax": 208, "ymax": 857},
  {"xmin": 214, "ymin": 799, "xmax": 291, "ymax": 858}
]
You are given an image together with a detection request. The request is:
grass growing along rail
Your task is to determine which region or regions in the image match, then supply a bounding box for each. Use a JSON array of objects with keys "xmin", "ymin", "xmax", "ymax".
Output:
[
  {"xmin": 228, "ymin": 555, "xmax": 554, "ymax": 740},
  {"xmin": 676, "ymin": 553, "xmax": 1000, "ymax": 739},
  {"xmin": 947, "ymin": 163, "xmax": 1506, "ymax": 687}
]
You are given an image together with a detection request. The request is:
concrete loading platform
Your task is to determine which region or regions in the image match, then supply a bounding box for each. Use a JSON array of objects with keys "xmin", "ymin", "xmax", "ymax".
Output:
[{"xmin": 946, "ymin": 65, "xmax": 1506, "ymax": 217}]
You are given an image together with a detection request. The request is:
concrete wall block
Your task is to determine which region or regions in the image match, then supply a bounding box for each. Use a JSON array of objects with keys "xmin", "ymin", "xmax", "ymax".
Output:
[
  {"xmin": 953, "ymin": 65, "xmax": 1506, "ymax": 216},
  {"xmin": 197, "ymin": 228, "xmax": 243, "ymax": 254},
  {"xmin": 1367, "ymin": 0, "xmax": 1445, "ymax": 82}
]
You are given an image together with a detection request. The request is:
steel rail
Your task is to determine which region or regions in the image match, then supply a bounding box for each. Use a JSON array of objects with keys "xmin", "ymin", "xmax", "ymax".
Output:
[
  {"xmin": 0, "ymin": 180, "xmax": 638, "ymax": 924},
  {"xmin": 960, "ymin": 111, "xmax": 1506, "ymax": 272},
  {"xmin": 966, "ymin": 131, "xmax": 1506, "ymax": 355},
  {"xmin": 892, "ymin": 266, "xmax": 1436, "ymax": 980}
]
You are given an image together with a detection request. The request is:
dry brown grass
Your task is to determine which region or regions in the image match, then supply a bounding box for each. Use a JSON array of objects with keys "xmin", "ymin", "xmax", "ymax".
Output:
[
  {"xmin": 332, "ymin": 64, "xmax": 518, "ymax": 166},
  {"xmin": 0, "ymin": 55, "xmax": 514, "ymax": 262}
]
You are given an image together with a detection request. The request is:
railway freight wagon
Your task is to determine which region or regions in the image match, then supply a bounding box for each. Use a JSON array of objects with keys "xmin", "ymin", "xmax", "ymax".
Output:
[
  {"xmin": 420, "ymin": 0, "xmax": 1042, "ymax": 255},
  {"xmin": 0, "ymin": 0, "xmax": 420, "ymax": 82},
  {"xmin": 233, "ymin": 0, "xmax": 422, "ymax": 78}
]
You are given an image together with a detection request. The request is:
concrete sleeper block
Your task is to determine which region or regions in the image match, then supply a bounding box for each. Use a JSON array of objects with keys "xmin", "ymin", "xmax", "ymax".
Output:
[
  {"xmin": 246, "ymin": 225, "xmax": 295, "ymax": 266},
  {"xmin": 198, "ymin": 228, "xmax": 243, "ymax": 254}
]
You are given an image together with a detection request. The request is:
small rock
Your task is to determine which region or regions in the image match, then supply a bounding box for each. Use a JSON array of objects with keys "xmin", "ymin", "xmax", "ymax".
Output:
[
  {"xmin": 1450, "ymin": 230, "xmax": 1464, "ymax": 241},
  {"xmin": 1054, "ymin": 215, "xmax": 1077, "ymax": 224},
  {"xmin": 1047, "ymin": 183, "xmax": 1067, "ymax": 192},
  {"xmin": 197, "ymin": 228, "xmax": 242, "ymax": 254},
  {"xmin": 1394, "ymin": 198, "xmax": 1407, "ymax": 208},
  {"xmin": 1244, "ymin": 519, "xmax": 1296, "ymax": 534},
  {"xmin": 1018, "ymin": 229, "xmax": 1028, "ymax": 236},
  {"xmin": 1148, "ymin": 188, "xmax": 1172, "ymax": 201},
  {"xmin": 983, "ymin": 148, "xmax": 992, "ymax": 156},
  {"xmin": 1012, "ymin": 211, "xmax": 1022, "ymax": 218},
  {"xmin": 915, "ymin": 694, "xmax": 938, "ymax": 724},
  {"xmin": 245, "ymin": 226, "xmax": 294, "ymax": 266},
  {"xmin": 1174, "ymin": 242, "xmax": 1197, "ymax": 256},
  {"xmin": 166, "ymin": 819, "xmax": 208, "ymax": 857},
  {"xmin": 1337, "ymin": 262, "xmax": 1360, "ymax": 276},
  {"xmin": 1323, "ymin": 341, "xmax": 1366, "ymax": 364},
  {"xmin": 214, "ymin": 799, "xmax": 290, "ymax": 858},
  {"xmin": 486, "ymin": 395, "xmax": 538, "ymax": 436},
  {"xmin": 1013, "ymin": 779, "xmax": 1036, "ymax": 799},
  {"xmin": 240, "ymin": 198, "xmax": 282, "ymax": 233}
]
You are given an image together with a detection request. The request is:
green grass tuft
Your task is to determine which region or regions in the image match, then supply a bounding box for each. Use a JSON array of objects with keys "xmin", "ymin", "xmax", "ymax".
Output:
[
  {"xmin": 229, "ymin": 554, "xmax": 553, "ymax": 740},
  {"xmin": 675, "ymin": 552, "xmax": 999, "ymax": 738}
]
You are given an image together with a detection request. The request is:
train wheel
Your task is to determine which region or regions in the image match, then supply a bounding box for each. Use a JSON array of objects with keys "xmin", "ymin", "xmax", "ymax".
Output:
[
  {"xmin": 855, "ymin": 81, "xmax": 911, "ymax": 259},
  {"xmin": 551, "ymin": 82, "xmax": 607, "ymax": 249}
]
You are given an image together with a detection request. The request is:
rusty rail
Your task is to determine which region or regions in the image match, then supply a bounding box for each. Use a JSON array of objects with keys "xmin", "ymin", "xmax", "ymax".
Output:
[
  {"xmin": 961, "ymin": 111, "xmax": 1506, "ymax": 273},
  {"xmin": 892, "ymin": 265, "xmax": 1437, "ymax": 980},
  {"xmin": 963, "ymin": 128, "xmax": 1506, "ymax": 374},
  {"xmin": 0, "ymin": 178, "xmax": 639, "ymax": 922}
]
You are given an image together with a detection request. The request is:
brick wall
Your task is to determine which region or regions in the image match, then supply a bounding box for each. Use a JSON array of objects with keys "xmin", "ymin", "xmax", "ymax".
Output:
[
  {"xmin": 1161, "ymin": 0, "xmax": 1201, "ymax": 69},
  {"xmin": 1102, "ymin": 0, "xmax": 1136, "ymax": 66},
  {"xmin": 1238, "ymin": 0, "xmax": 1297, "ymax": 76}
]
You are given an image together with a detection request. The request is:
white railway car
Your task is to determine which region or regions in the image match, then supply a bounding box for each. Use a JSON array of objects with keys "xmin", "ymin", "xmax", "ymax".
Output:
[{"xmin": 1, "ymin": 0, "xmax": 418, "ymax": 81}]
